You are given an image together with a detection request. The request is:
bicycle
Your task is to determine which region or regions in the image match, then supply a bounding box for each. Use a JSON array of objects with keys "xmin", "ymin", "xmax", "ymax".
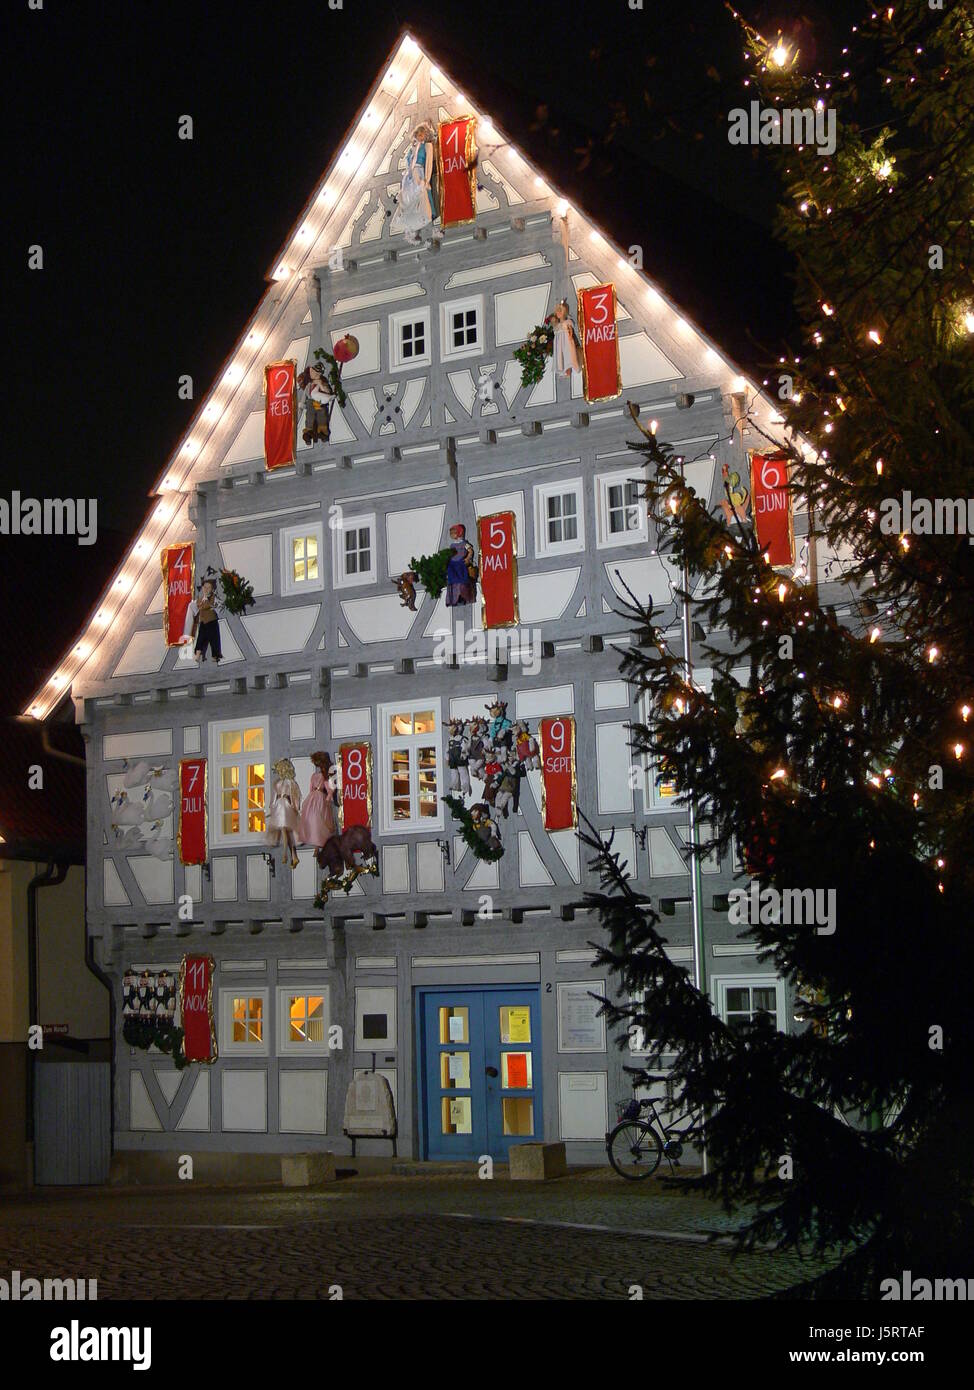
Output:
[{"xmin": 605, "ymin": 1065, "xmax": 697, "ymax": 1180}]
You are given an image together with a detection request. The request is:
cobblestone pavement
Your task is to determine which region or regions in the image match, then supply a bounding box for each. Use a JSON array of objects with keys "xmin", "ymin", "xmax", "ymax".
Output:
[{"xmin": 0, "ymin": 1175, "xmax": 832, "ymax": 1300}]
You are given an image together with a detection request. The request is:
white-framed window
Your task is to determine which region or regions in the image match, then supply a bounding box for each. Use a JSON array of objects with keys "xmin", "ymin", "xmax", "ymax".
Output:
[
  {"xmin": 208, "ymin": 717, "xmax": 269, "ymax": 847},
  {"xmin": 389, "ymin": 307, "xmax": 431, "ymax": 370},
  {"xmin": 378, "ymin": 698, "xmax": 443, "ymax": 833},
  {"xmin": 596, "ymin": 469, "xmax": 648, "ymax": 547},
  {"xmin": 333, "ymin": 512, "xmax": 377, "ymax": 590},
  {"xmin": 277, "ymin": 985, "xmax": 331, "ymax": 1056},
  {"xmin": 534, "ymin": 478, "xmax": 585, "ymax": 557},
  {"xmin": 713, "ymin": 976, "xmax": 786, "ymax": 1033},
  {"xmin": 281, "ymin": 520, "xmax": 324, "ymax": 595},
  {"xmin": 220, "ymin": 988, "xmax": 269, "ymax": 1055},
  {"xmin": 439, "ymin": 294, "xmax": 484, "ymax": 361}
]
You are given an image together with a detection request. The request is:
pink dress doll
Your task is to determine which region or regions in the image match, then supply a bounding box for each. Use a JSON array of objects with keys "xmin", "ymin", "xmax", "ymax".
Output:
[
  {"xmin": 300, "ymin": 750, "xmax": 339, "ymax": 848},
  {"xmin": 265, "ymin": 757, "xmax": 302, "ymax": 868}
]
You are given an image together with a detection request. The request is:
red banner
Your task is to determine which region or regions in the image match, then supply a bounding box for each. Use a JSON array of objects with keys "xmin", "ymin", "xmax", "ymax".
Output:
[
  {"xmin": 264, "ymin": 359, "xmax": 297, "ymax": 471},
  {"xmin": 477, "ymin": 511, "xmax": 519, "ymax": 629},
  {"xmin": 178, "ymin": 757, "xmax": 207, "ymax": 865},
  {"xmin": 161, "ymin": 542, "xmax": 194, "ymax": 646},
  {"xmin": 539, "ymin": 716, "xmax": 577, "ymax": 831},
  {"xmin": 339, "ymin": 742, "xmax": 372, "ymax": 829},
  {"xmin": 179, "ymin": 954, "xmax": 217, "ymax": 1063},
  {"xmin": 438, "ymin": 116, "xmax": 477, "ymax": 227},
  {"xmin": 577, "ymin": 283, "xmax": 621, "ymax": 403},
  {"xmin": 750, "ymin": 452, "xmax": 794, "ymax": 568}
]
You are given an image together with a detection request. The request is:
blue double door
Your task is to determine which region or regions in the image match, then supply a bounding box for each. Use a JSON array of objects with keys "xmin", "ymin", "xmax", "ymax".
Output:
[{"xmin": 419, "ymin": 986, "xmax": 542, "ymax": 1160}]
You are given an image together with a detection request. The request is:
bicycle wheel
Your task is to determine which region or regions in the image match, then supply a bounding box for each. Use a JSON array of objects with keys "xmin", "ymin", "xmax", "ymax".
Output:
[{"xmin": 607, "ymin": 1120, "xmax": 662, "ymax": 1179}]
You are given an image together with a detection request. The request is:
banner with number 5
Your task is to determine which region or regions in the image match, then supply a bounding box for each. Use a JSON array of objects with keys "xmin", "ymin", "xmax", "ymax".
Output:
[
  {"xmin": 339, "ymin": 742, "xmax": 372, "ymax": 829},
  {"xmin": 577, "ymin": 283, "xmax": 621, "ymax": 403},
  {"xmin": 264, "ymin": 359, "xmax": 297, "ymax": 471},
  {"xmin": 539, "ymin": 716, "xmax": 577, "ymax": 831},
  {"xmin": 477, "ymin": 511, "xmax": 519, "ymax": 629}
]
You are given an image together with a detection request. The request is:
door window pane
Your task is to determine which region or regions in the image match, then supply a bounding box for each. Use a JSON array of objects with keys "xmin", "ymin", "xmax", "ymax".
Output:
[
  {"xmin": 501, "ymin": 1051, "xmax": 532, "ymax": 1089},
  {"xmin": 439, "ymin": 1006, "xmax": 468, "ymax": 1044},
  {"xmin": 502, "ymin": 1097, "xmax": 534, "ymax": 1136},
  {"xmin": 500, "ymin": 1005, "xmax": 531, "ymax": 1044},
  {"xmin": 440, "ymin": 1052, "xmax": 471, "ymax": 1089},
  {"xmin": 442, "ymin": 1096, "xmax": 472, "ymax": 1134}
]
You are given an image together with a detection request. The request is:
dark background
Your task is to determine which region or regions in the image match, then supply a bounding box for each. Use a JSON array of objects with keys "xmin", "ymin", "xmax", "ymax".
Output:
[{"xmin": 4, "ymin": 0, "xmax": 867, "ymax": 717}]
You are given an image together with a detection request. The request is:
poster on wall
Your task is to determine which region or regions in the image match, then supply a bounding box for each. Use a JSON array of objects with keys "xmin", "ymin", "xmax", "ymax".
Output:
[
  {"xmin": 437, "ymin": 116, "xmax": 478, "ymax": 227},
  {"xmin": 264, "ymin": 359, "xmax": 297, "ymax": 472},
  {"xmin": 178, "ymin": 954, "xmax": 217, "ymax": 1064},
  {"xmin": 477, "ymin": 511, "xmax": 519, "ymax": 629},
  {"xmin": 749, "ymin": 452, "xmax": 794, "ymax": 568},
  {"xmin": 177, "ymin": 757, "xmax": 207, "ymax": 865},
  {"xmin": 577, "ymin": 283, "xmax": 622, "ymax": 403},
  {"xmin": 161, "ymin": 542, "xmax": 195, "ymax": 646},
  {"xmin": 539, "ymin": 715, "xmax": 577, "ymax": 831},
  {"xmin": 557, "ymin": 981, "xmax": 606, "ymax": 1052},
  {"xmin": 339, "ymin": 742, "xmax": 372, "ymax": 829}
]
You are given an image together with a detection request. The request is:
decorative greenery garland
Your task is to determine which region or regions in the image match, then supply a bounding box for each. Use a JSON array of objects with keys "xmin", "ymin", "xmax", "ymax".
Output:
[
  {"xmin": 219, "ymin": 567, "xmax": 256, "ymax": 615},
  {"xmin": 409, "ymin": 547, "xmax": 452, "ymax": 601},
  {"xmin": 513, "ymin": 321, "xmax": 555, "ymax": 389},
  {"xmin": 123, "ymin": 1016, "xmax": 188, "ymax": 1068},
  {"xmin": 444, "ymin": 795, "xmax": 504, "ymax": 863},
  {"xmin": 312, "ymin": 348, "xmax": 349, "ymax": 409}
]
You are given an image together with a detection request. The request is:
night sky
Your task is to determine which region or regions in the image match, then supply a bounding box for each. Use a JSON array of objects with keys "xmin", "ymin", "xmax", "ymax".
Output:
[{"xmin": 5, "ymin": 0, "xmax": 866, "ymax": 717}]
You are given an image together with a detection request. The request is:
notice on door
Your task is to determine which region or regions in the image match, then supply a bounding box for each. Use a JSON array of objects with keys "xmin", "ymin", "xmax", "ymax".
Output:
[{"xmin": 505, "ymin": 1007, "xmax": 531, "ymax": 1044}]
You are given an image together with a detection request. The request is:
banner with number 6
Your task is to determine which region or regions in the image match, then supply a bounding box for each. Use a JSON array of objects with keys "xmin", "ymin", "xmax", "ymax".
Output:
[
  {"xmin": 339, "ymin": 742, "xmax": 372, "ymax": 829},
  {"xmin": 539, "ymin": 716, "xmax": 577, "ymax": 831},
  {"xmin": 577, "ymin": 283, "xmax": 621, "ymax": 403},
  {"xmin": 477, "ymin": 511, "xmax": 519, "ymax": 629},
  {"xmin": 749, "ymin": 452, "xmax": 794, "ymax": 568},
  {"xmin": 264, "ymin": 359, "xmax": 297, "ymax": 471}
]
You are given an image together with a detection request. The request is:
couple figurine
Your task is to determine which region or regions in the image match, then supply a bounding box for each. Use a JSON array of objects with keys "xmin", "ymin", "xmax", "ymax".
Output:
[{"xmin": 264, "ymin": 751, "xmax": 339, "ymax": 869}]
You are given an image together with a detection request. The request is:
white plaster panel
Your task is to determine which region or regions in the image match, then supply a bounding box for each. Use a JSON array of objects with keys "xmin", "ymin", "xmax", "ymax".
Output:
[
  {"xmin": 465, "ymin": 857, "xmax": 499, "ymax": 891},
  {"xmin": 604, "ymin": 555, "xmax": 679, "ymax": 608},
  {"xmin": 473, "ymin": 492, "xmax": 526, "ymax": 556},
  {"xmin": 183, "ymin": 864, "xmax": 202, "ymax": 901},
  {"xmin": 416, "ymin": 840, "xmax": 445, "ymax": 893},
  {"xmin": 127, "ymin": 856, "xmax": 175, "ymax": 905},
  {"xmin": 211, "ymin": 856, "xmax": 238, "ymax": 901},
  {"xmin": 279, "ymin": 1070, "xmax": 328, "ymax": 1134},
  {"xmin": 129, "ymin": 1072, "xmax": 162, "ymax": 1131},
  {"xmin": 619, "ymin": 331, "xmax": 682, "ymax": 387},
  {"xmin": 514, "ymin": 685, "xmax": 574, "ymax": 719},
  {"xmin": 399, "ymin": 377, "xmax": 427, "ymax": 427},
  {"xmin": 594, "ymin": 680, "xmax": 629, "ymax": 710},
  {"xmin": 551, "ymin": 829, "xmax": 580, "ymax": 882},
  {"xmin": 175, "ymin": 1071, "xmax": 210, "ymax": 1131},
  {"xmin": 330, "ymin": 322, "xmax": 381, "ymax": 378},
  {"xmin": 448, "ymin": 369, "xmax": 477, "ymax": 415},
  {"xmin": 558, "ymin": 1072, "xmax": 608, "ymax": 1139},
  {"xmin": 348, "ymin": 388, "xmax": 380, "ymax": 432},
  {"xmin": 246, "ymin": 855, "xmax": 270, "ymax": 901},
  {"xmin": 340, "ymin": 595, "xmax": 419, "ymax": 643},
  {"xmin": 526, "ymin": 358, "xmax": 556, "ymax": 406},
  {"xmin": 518, "ymin": 832, "xmax": 553, "ymax": 887},
  {"xmin": 677, "ymin": 824, "xmax": 720, "ymax": 874},
  {"xmin": 518, "ymin": 568, "xmax": 580, "ymax": 623},
  {"xmin": 382, "ymin": 845, "xmax": 410, "ymax": 894},
  {"xmin": 330, "ymin": 707, "xmax": 371, "ymax": 739},
  {"xmin": 355, "ymin": 986, "xmax": 397, "ymax": 1050},
  {"xmin": 113, "ymin": 629, "xmax": 169, "ymax": 678},
  {"xmin": 240, "ymin": 605, "xmax": 319, "ymax": 656},
  {"xmin": 154, "ymin": 1070, "xmax": 182, "ymax": 1106},
  {"xmin": 494, "ymin": 283, "xmax": 552, "ymax": 345},
  {"xmin": 103, "ymin": 859, "xmax": 130, "ymax": 906},
  {"xmin": 570, "ymin": 273, "xmax": 632, "ymax": 320},
  {"xmin": 222, "ymin": 410, "xmax": 265, "ymax": 466},
  {"xmin": 182, "ymin": 725, "xmax": 202, "ymax": 754},
  {"xmin": 290, "ymin": 712, "xmax": 317, "ymax": 741},
  {"xmin": 222, "ymin": 1070, "xmax": 267, "ymax": 1132},
  {"xmin": 219, "ymin": 535, "xmax": 273, "ymax": 596},
  {"xmin": 386, "ymin": 505, "xmax": 446, "ymax": 577},
  {"xmin": 648, "ymin": 828, "xmax": 688, "ymax": 877},
  {"xmin": 611, "ymin": 827, "xmax": 638, "ymax": 879},
  {"xmin": 290, "ymin": 849, "xmax": 317, "ymax": 900},
  {"xmin": 145, "ymin": 583, "xmax": 164, "ymax": 615},
  {"xmin": 682, "ymin": 458, "xmax": 717, "ymax": 507},
  {"xmin": 596, "ymin": 722, "xmax": 634, "ymax": 814},
  {"xmin": 283, "ymin": 336, "xmax": 311, "ymax": 372},
  {"xmin": 449, "ymin": 693, "xmax": 492, "ymax": 720}
]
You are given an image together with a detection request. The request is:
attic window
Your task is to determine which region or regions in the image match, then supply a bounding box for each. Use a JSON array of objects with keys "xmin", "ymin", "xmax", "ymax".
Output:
[
  {"xmin": 440, "ymin": 295, "xmax": 484, "ymax": 361},
  {"xmin": 390, "ymin": 308, "xmax": 431, "ymax": 370}
]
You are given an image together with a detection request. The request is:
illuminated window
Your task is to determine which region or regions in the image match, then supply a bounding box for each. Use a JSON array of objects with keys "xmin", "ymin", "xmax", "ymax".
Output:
[
  {"xmin": 281, "ymin": 521, "xmax": 323, "ymax": 594},
  {"xmin": 278, "ymin": 986, "xmax": 331, "ymax": 1055},
  {"xmin": 220, "ymin": 989, "xmax": 269, "ymax": 1055},
  {"xmin": 378, "ymin": 698, "xmax": 443, "ymax": 832},
  {"xmin": 209, "ymin": 718, "xmax": 268, "ymax": 845}
]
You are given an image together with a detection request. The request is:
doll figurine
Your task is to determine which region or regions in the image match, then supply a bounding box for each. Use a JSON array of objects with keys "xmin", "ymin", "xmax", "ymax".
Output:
[
  {"xmin": 396, "ymin": 122, "xmax": 440, "ymax": 244},
  {"xmin": 265, "ymin": 757, "xmax": 302, "ymax": 868},
  {"xmin": 492, "ymin": 751, "xmax": 521, "ymax": 819},
  {"xmin": 514, "ymin": 720, "xmax": 541, "ymax": 771},
  {"xmin": 393, "ymin": 571, "xmax": 418, "ymax": 611},
  {"xmin": 447, "ymin": 718, "xmax": 472, "ymax": 796},
  {"xmin": 445, "ymin": 524, "xmax": 477, "ymax": 607},
  {"xmin": 466, "ymin": 717, "xmax": 489, "ymax": 781},
  {"xmin": 547, "ymin": 299, "xmax": 582, "ymax": 376},
  {"xmin": 297, "ymin": 362, "xmax": 336, "ymax": 446},
  {"xmin": 485, "ymin": 698, "xmax": 513, "ymax": 750},
  {"xmin": 720, "ymin": 461, "xmax": 752, "ymax": 524},
  {"xmin": 186, "ymin": 575, "xmax": 224, "ymax": 665},
  {"xmin": 300, "ymin": 750, "xmax": 339, "ymax": 849},
  {"xmin": 470, "ymin": 802, "xmax": 502, "ymax": 855}
]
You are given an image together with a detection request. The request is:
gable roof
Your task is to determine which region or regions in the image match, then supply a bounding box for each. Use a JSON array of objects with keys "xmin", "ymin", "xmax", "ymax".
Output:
[{"xmin": 26, "ymin": 28, "xmax": 793, "ymax": 722}]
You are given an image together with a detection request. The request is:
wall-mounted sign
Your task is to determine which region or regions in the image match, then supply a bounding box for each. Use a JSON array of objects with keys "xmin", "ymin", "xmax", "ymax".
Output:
[
  {"xmin": 557, "ymin": 981, "xmax": 606, "ymax": 1053},
  {"xmin": 477, "ymin": 511, "xmax": 519, "ymax": 629},
  {"xmin": 437, "ymin": 116, "xmax": 478, "ymax": 227},
  {"xmin": 749, "ymin": 452, "xmax": 794, "ymax": 568},
  {"xmin": 339, "ymin": 742, "xmax": 372, "ymax": 829},
  {"xmin": 264, "ymin": 359, "xmax": 297, "ymax": 472},
  {"xmin": 178, "ymin": 757, "xmax": 207, "ymax": 865},
  {"xmin": 161, "ymin": 542, "xmax": 195, "ymax": 647},
  {"xmin": 539, "ymin": 716, "xmax": 577, "ymax": 831},
  {"xmin": 577, "ymin": 283, "xmax": 622, "ymax": 403},
  {"xmin": 179, "ymin": 954, "xmax": 217, "ymax": 1064}
]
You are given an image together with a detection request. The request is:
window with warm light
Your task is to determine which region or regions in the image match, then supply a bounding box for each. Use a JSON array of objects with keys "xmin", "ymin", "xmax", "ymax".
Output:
[
  {"xmin": 378, "ymin": 699, "xmax": 443, "ymax": 832},
  {"xmin": 281, "ymin": 520, "xmax": 324, "ymax": 595},
  {"xmin": 277, "ymin": 986, "xmax": 331, "ymax": 1055},
  {"xmin": 209, "ymin": 718, "xmax": 268, "ymax": 845},
  {"xmin": 220, "ymin": 989, "xmax": 269, "ymax": 1055}
]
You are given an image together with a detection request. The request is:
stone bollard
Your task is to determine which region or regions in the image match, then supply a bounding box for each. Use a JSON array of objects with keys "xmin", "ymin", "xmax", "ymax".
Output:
[
  {"xmin": 508, "ymin": 1142, "xmax": 568, "ymax": 1181},
  {"xmin": 281, "ymin": 1152, "xmax": 336, "ymax": 1187}
]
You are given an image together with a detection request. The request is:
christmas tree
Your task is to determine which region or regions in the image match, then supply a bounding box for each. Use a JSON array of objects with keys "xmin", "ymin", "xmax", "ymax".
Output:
[{"xmin": 591, "ymin": 4, "xmax": 974, "ymax": 1295}]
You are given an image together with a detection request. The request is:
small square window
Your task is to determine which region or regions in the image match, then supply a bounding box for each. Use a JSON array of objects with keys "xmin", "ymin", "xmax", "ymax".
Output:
[
  {"xmin": 390, "ymin": 309, "xmax": 431, "ymax": 370},
  {"xmin": 597, "ymin": 471, "xmax": 649, "ymax": 548},
  {"xmin": 221, "ymin": 988, "xmax": 270, "ymax": 1055},
  {"xmin": 534, "ymin": 478, "xmax": 584, "ymax": 557},
  {"xmin": 333, "ymin": 514, "xmax": 377, "ymax": 589},
  {"xmin": 281, "ymin": 521, "xmax": 324, "ymax": 595},
  {"xmin": 440, "ymin": 297, "xmax": 483, "ymax": 361}
]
